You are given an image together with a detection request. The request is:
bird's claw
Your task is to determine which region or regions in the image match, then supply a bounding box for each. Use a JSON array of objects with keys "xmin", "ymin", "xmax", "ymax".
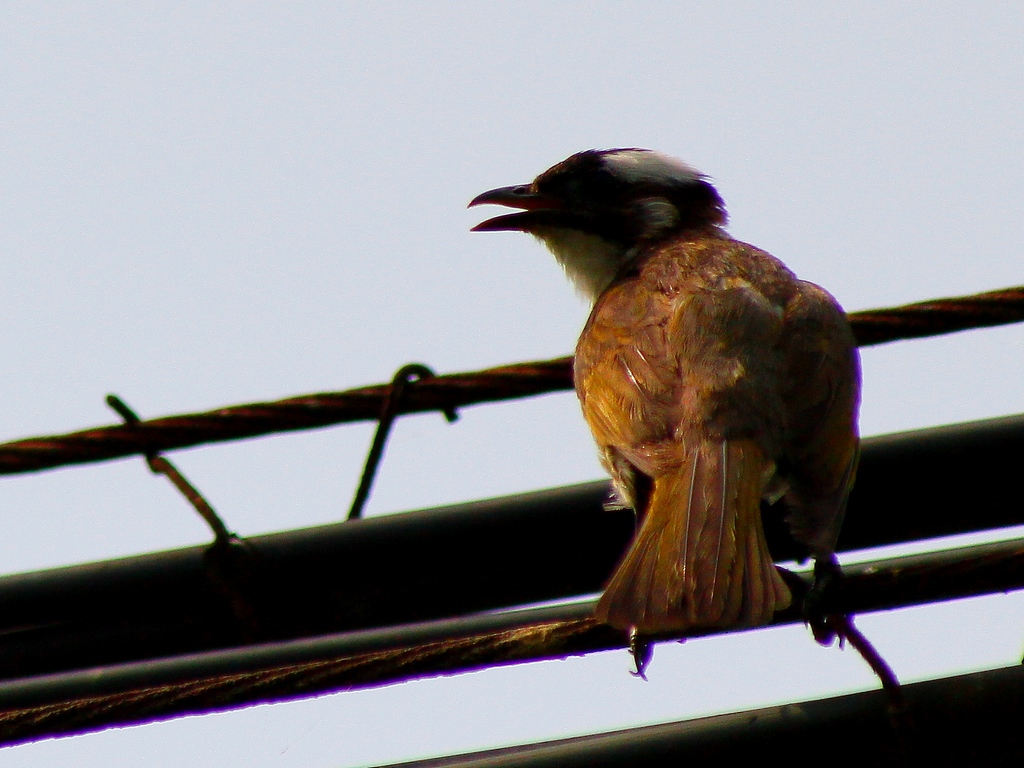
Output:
[
  {"xmin": 804, "ymin": 554, "xmax": 843, "ymax": 645},
  {"xmin": 629, "ymin": 628, "xmax": 653, "ymax": 680}
]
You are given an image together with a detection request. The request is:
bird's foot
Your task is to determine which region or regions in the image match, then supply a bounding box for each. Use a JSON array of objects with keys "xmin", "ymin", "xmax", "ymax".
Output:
[
  {"xmin": 804, "ymin": 554, "xmax": 843, "ymax": 645},
  {"xmin": 628, "ymin": 628, "xmax": 653, "ymax": 680}
]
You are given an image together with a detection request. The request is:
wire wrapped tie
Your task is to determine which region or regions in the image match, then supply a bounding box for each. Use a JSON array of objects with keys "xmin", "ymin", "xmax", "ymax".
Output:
[{"xmin": 347, "ymin": 364, "xmax": 459, "ymax": 520}]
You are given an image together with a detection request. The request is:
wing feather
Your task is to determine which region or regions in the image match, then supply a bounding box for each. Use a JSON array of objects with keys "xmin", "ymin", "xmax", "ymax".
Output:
[
  {"xmin": 578, "ymin": 238, "xmax": 811, "ymax": 632},
  {"xmin": 780, "ymin": 282, "xmax": 861, "ymax": 555}
]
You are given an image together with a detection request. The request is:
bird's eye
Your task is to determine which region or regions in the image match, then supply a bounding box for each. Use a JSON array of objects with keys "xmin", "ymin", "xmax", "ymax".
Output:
[{"xmin": 563, "ymin": 179, "xmax": 584, "ymax": 200}]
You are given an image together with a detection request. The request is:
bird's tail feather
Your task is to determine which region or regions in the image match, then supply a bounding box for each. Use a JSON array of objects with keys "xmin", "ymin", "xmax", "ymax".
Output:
[{"xmin": 595, "ymin": 439, "xmax": 791, "ymax": 633}]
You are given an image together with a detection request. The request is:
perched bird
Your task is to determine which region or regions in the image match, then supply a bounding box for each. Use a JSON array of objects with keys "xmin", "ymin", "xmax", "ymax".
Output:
[{"xmin": 470, "ymin": 149, "xmax": 860, "ymax": 637}]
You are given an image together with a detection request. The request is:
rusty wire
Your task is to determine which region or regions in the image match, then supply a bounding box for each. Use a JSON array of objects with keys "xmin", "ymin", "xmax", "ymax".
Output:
[
  {"xmin": 849, "ymin": 285, "xmax": 1024, "ymax": 345},
  {"xmin": 106, "ymin": 394, "xmax": 236, "ymax": 545},
  {"xmin": 0, "ymin": 285, "xmax": 1021, "ymax": 477},
  {"xmin": 105, "ymin": 394, "xmax": 265, "ymax": 636}
]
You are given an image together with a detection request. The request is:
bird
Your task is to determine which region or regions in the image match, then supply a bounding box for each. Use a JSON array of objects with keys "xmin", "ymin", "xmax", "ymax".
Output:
[{"xmin": 470, "ymin": 148, "xmax": 860, "ymax": 640}]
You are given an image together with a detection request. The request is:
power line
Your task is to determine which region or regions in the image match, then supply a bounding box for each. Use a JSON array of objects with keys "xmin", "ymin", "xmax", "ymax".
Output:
[{"xmin": 0, "ymin": 285, "xmax": 1022, "ymax": 476}]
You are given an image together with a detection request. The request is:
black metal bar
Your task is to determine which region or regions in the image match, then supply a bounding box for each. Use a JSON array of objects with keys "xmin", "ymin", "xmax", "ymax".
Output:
[
  {"xmin": 388, "ymin": 663, "xmax": 1024, "ymax": 768},
  {"xmin": 838, "ymin": 413, "xmax": 1024, "ymax": 551},
  {"xmin": 0, "ymin": 483, "xmax": 622, "ymax": 682},
  {"xmin": 0, "ymin": 412, "xmax": 1022, "ymax": 683},
  {"xmin": 2, "ymin": 536, "xmax": 1024, "ymax": 747}
]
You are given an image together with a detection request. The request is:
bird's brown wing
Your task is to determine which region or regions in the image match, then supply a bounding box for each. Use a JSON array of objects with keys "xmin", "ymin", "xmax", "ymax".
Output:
[
  {"xmin": 573, "ymin": 276, "xmax": 682, "ymax": 492},
  {"xmin": 779, "ymin": 281, "xmax": 861, "ymax": 556},
  {"xmin": 575, "ymin": 256, "xmax": 792, "ymax": 631}
]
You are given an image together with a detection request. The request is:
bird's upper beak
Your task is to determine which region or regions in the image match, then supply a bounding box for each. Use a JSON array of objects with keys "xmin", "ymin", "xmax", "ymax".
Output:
[{"xmin": 469, "ymin": 184, "xmax": 565, "ymax": 232}]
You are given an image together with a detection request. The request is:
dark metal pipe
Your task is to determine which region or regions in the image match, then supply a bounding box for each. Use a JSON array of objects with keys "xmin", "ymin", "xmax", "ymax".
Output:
[
  {"xmin": 2, "ymin": 535, "xmax": 1024, "ymax": 747},
  {"xmin": 0, "ymin": 482, "xmax": 625, "ymax": 681},
  {"xmin": 0, "ymin": 413, "xmax": 1021, "ymax": 683},
  {"xmin": 389, "ymin": 663, "xmax": 1024, "ymax": 768}
]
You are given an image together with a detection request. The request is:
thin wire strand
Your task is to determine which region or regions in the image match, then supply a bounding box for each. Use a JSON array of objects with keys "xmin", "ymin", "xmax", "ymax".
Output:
[
  {"xmin": 347, "ymin": 364, "xmax": 458, "ymax": 520},
  {"xmin": 106, "ymin": 394, "xmax": 236, "ymax": 545}
]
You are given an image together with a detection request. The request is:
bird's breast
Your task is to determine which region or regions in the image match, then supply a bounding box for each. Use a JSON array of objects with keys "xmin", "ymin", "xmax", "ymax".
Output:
[{"xmin": 532, "ymin": 226, "xmax": 632, "ymax": 302}]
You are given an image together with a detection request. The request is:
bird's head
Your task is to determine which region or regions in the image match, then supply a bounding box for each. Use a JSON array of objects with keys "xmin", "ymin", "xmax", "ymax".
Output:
[{"xmin": 469, "ymin": 149, "xmax": 727, "ymax": 300}]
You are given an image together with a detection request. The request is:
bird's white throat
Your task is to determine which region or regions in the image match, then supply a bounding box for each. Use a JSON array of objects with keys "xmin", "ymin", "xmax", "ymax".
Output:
[{"xmin": 532, "ymin": 227, "xmax": 632, "ymax": 303}]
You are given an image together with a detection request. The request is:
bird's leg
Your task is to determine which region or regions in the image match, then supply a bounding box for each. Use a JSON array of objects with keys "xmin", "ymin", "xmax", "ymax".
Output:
[
  {"xmin": 804, "ymin": 555, "xmax": 906, "ymax": 717},
  {"xmin": 628, "ymin": 628, "xmax": 653, "ymax": 680}
]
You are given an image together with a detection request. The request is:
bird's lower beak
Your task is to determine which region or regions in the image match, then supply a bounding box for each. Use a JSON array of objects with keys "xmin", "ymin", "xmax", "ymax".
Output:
[{"xmin": 469, "ymin": 184, "xmax": 564, "ymax": 232}]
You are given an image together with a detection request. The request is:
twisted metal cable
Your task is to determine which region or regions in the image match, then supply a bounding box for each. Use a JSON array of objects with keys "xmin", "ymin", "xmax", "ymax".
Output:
[
  {"xmin": 0, "ymin": 358, "xmax": 571, "ymax": 475},
  {"xmin": 850, "ymin": 285, "xmax": 1024, "ymax": 346},
  {"xmin": 0, "ymin": 285, "xmax": 1021, "ymax": 476}
]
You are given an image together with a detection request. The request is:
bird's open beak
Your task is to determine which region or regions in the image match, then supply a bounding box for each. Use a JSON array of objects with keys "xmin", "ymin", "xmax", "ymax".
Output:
[{"xmin": 469, "ymin": 185, "xmax": 565, "ymax": 232}]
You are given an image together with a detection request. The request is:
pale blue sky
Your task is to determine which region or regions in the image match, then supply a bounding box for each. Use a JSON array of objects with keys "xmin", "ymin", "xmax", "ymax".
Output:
[{"xmin": 0, "ymin": 4, "xmax": 1022, "ymax": 766}]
